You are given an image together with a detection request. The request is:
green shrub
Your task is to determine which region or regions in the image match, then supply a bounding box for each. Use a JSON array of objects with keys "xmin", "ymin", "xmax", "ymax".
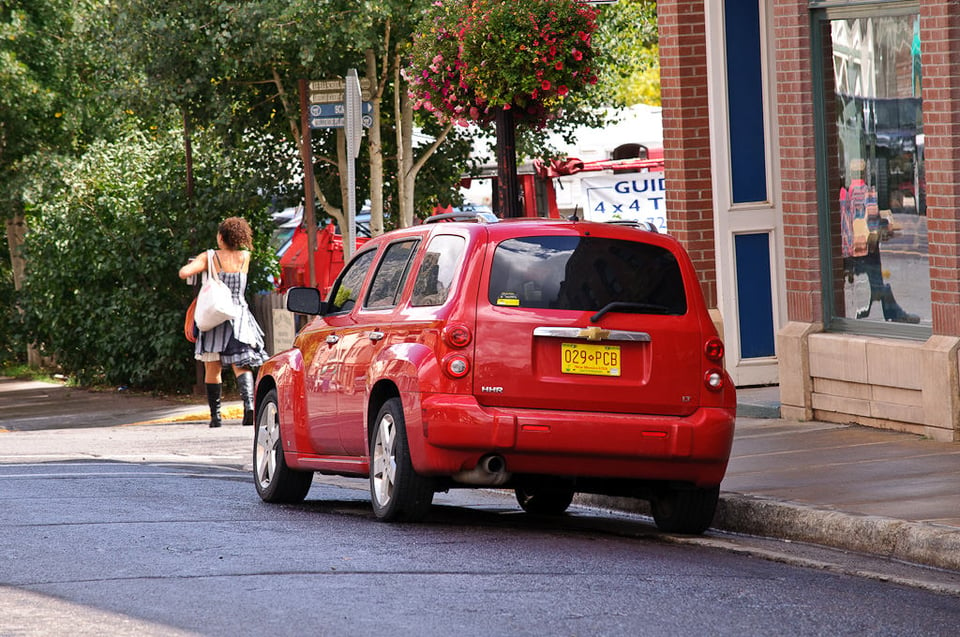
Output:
[{"xmin": 17, "ymin": 127, "xmax": 282, "ymax": 392}]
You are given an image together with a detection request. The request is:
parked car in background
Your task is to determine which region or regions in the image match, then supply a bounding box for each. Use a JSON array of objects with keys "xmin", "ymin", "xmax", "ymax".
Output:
[{"xmin": 253, "ymin": 213, "xmax": 736, "ymax": 534}]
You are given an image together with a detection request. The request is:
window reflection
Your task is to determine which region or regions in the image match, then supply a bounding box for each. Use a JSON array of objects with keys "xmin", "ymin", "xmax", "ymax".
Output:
[
  {"xmin": 411, "ymin": 235, "xmax": 466, "ymax": 307},
  {"xmin": 826, "ymin": 13, "xmax": 929, "ymax": 326}
]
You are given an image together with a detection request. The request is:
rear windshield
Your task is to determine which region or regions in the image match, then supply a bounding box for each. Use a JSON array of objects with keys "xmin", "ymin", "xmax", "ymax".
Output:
[{"xmin": 488, "ymin": 236, "xmax": 687, "ymax": 315}]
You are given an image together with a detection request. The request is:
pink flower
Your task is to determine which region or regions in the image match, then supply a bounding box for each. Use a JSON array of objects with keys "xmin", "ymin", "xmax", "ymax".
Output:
[
  {"xmin": 541, "ymin": 80, "xmax": 551, "ymax": 91},
  {"xmin": 555, "ymin": 61, "xmax": 563, "ymax": 70},
  {"xmin": 572, "ymin": 48, "xmax": 582, "ymax": 61}
]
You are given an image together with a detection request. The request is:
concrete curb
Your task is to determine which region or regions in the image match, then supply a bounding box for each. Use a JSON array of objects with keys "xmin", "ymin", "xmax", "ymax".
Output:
[
  {"xmin": 576, "ymin": 492, "xmax": 960, "ymax": 573},
  {"xmin": 714, "ymin": 494, "xmax": 960, "ymax": 572}
]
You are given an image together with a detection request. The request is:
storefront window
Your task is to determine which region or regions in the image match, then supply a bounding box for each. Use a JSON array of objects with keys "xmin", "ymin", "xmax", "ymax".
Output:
[{"xmin": 817, "ymin": 8, "xmax": 929, "ymax": 335}]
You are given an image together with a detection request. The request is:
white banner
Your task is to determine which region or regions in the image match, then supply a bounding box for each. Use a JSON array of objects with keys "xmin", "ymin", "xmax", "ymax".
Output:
[{"xmin": 580, "ymin": 172, "xmax": 667, "ymax": 232}]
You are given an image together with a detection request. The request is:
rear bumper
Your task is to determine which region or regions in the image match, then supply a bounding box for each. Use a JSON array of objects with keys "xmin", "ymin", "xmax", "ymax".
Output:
[{"xmin": 408, "ymin": 394, "xmax": 736, "ymax": 487}]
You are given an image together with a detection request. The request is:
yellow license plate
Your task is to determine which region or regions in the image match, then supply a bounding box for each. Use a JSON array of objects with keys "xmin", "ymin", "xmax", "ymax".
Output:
[{"xmin": 561, "ymin": 343, "xmax": 621, "ymax": 377}]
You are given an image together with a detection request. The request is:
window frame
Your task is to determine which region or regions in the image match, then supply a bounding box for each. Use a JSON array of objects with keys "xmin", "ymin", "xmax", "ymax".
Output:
[
  {"xmin": 811, "ymin": 0, "xmax": 930, "ymax": 339},
  {"xmin": 409, "ymin": 234, "xmax": 467, "ymax": 308},
  {"xmin": 325, "ymin": 248, "xmax": 378, "ymax": 315},
  {"xmin": 362, "ymin": 238, "xmax": 421, "ymax": 311}
]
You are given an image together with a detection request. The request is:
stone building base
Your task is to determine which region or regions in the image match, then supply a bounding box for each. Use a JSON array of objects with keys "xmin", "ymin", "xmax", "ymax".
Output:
[{"xmin": 777, "ymin": 322, "xmax": 960, "ymax": 442}]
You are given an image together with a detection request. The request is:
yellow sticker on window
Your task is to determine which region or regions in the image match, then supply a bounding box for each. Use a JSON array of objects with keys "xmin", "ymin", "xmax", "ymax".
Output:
[{"xmin": 496, "ymin": 292, "xmax": 520, "ymax": 306}]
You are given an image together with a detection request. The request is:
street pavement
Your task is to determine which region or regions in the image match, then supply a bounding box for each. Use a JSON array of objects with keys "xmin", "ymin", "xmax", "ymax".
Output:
[{"xmin": 1, "ymin": 376, "xmax": 958, "ymax": 573}]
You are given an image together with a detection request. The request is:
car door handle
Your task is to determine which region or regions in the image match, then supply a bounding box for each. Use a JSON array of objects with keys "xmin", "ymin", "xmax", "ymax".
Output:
[
  {"xmin": 368, "ymin": 330, "xmax": 385, "ymax": 342},
  {"xmin": 325, "ymin": 334, "xmax": 340, "ymax": 345}
]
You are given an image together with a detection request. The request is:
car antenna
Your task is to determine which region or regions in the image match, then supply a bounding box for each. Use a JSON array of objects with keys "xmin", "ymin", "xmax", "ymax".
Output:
[{"xmin": 568, "ymin": 205, "xmax": 580, "ymax": 222}]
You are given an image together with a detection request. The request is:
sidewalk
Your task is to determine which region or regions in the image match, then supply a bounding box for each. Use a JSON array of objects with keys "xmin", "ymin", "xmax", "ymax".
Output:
[{"xmin": 2, "ymin": 377, "xmax": 958, "ymax": 572}]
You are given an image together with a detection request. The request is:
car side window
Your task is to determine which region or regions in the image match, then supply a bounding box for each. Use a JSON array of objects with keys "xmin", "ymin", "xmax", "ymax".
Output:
[
  {"xmin": 365, "ymin": 240, "xmax": 419, "ymax": 309},
  {"xmin": 327, "ymin": 249, "xmax": 377, "ymax": 314},
  {"xmin": 411, "ymin": 235, "xmax": 466, "ymax": 307}
]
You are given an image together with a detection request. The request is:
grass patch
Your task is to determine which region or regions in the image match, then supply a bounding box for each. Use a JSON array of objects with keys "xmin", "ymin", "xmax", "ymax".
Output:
[{"xmin": 0, "ymin": 364, "xmax": 64, "ymax": 383}]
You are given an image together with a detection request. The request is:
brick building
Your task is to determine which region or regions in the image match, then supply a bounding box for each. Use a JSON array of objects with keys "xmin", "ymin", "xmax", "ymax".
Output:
[{"xmin": 658, "ymin": 0, "xmax": 959, "ymax": 441}]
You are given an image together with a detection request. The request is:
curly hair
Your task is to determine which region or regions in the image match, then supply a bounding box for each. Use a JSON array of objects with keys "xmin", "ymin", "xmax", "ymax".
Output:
[{"xmin": 218, "ymin": 217, "xmax": 253, "ymax": 250}]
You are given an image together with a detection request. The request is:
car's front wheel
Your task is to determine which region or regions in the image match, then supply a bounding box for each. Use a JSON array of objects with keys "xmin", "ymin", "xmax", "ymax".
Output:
[
  {"xmin": 253, "ymin": 388, "xmax": 313, "ymax": 503},
  {"xmin": 369, "ymin": 398, "xmax": 434, "ymax": 522},
  {"xmin": 650, "ymin": 485, "xmax": 719, "ymax": 534}
]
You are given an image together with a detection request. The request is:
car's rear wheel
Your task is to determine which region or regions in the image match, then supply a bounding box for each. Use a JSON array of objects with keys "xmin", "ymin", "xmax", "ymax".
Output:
[
  {"xmin": 253, "ymin": 388, "xmax": 313, "ymax": 503},
  {"xmin": 650, "ymin": 485, "xmax": 719, "ymax": 534},
  {"xmin": 369, "ymin": 398, "xmax": 434, "ymax": 522},
  {"xmin": 515, "ymin": 479, "xmax": 576, "ymax": 515}
]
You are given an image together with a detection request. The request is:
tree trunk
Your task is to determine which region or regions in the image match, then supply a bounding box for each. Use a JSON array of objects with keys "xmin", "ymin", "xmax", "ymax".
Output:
[
  {"xmin": 396, "ymin": 79, "xmax": 417, "ymax": 228},
  {"xmin": 5, "ymin": 214, "xmax": 25, "ymax": 293},
  {"xmin": 366, "ymin": 51, "xmax": 384, "ymax": 237},
  {"xmin": 495, "ymin": 107, "xmax": 521, "ymax": 218}
]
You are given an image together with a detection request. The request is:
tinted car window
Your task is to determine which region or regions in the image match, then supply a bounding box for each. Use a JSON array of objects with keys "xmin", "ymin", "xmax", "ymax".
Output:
[
  {"xmin": 488, "ymin": 236, "xmax": 687, "ymax": 314},
  {"xmin": 411, "ymin": 235, "xmax": 466, "ymax": 307},
  {"xmin": 365, "ymin": 240, "xmax": 418, "ymax": 309},
  {"xmin": 328, "ymin": 249, "xmax": 377, "ymax": 313}
]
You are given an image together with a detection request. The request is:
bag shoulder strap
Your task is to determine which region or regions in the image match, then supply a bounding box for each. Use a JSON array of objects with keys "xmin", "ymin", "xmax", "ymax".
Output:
[{"xmin": 206, "ymin": 249, "xmax": 220, "ymax": 282}]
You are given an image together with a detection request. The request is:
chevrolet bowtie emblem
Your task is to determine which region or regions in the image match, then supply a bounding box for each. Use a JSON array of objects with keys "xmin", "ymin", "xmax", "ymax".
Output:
[{"xmin": 578, "ymin": 326, "xmax": 610, "ymax": 341}]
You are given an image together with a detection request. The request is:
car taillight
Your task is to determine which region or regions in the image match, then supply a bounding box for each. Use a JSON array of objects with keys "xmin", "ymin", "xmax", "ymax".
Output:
[
  {"xmin": 704, "ymin": 337, "xmax": 724, "ymax": 362},
  {"xmin": 443, "ymin": 323, "xmax": 472, "ymax": 348},
  {"xmin": 704, "ymin": 369, "xmax": 725, "ymax": 391},
  {"xmin": 443, "ymin": 353, "xmax": 470, "ymax": 378}
]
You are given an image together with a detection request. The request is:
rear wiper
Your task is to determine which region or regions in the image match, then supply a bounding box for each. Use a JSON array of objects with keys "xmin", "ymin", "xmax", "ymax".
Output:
[{"xmin": 591, "ymin": 301, "xmax": 671, "ymax": 323}]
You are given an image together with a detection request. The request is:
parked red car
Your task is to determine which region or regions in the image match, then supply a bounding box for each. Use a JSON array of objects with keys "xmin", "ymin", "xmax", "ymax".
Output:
[{"xmin": 253, "ymin": 214, "xmax": 736, "ymax": 533}]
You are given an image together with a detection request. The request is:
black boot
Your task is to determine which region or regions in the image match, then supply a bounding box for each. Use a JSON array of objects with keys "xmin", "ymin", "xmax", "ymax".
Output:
[
  {"xmin": 205, "ymin": 383, "xmax": 222, "ymax": 428},
  {"xmin": 880, "ymin": 284, "xmax": 920, "ymax": 324},
  {"xmin": 237, "ymin": 372, "xmax": 255, "ymax": 426}
]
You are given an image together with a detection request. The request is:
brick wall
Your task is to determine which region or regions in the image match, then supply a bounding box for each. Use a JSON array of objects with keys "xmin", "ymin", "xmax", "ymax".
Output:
[
  {"xmin": 658, "ymin": 1, "xmax": 718, "ymax": 307},
  {"xmin": 921, "ymin": 1, "xmax": 960, "ymax": 336},
  {"xmin": 775, "ymin": 0, "xmax": 822, "ymax": 324}
]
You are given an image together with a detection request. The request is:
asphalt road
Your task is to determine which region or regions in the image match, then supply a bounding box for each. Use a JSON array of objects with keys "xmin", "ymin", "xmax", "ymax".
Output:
[{"xmin": 1, "ymin": 423, "xmax": 959, "ymax": 637}]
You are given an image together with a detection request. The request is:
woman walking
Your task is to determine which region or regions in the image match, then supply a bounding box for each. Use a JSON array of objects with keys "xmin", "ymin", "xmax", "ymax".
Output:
[{"xmin": 179, "ymin": 217, "xmax": 268, "ymax": 427}]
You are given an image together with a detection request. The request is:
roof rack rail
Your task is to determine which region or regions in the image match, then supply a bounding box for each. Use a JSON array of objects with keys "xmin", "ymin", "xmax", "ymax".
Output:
[
  {"xmin": 605, "ymin": 219, "xmax": 659, "ymax": 233},
  {"xmin": 424, "ymin": 211, "xmax": 500, "ymax": 225}
]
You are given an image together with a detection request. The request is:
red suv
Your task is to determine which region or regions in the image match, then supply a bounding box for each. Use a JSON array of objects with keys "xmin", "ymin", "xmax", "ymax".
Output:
[{"xmin": 253, "ymin": 215, "xmax": 736, "ymax": 534}]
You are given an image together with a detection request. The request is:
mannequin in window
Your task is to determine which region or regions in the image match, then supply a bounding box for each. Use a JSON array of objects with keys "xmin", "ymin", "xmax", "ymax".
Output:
[{"xmin": 840, "ymin": 158, "xmax": 919, "ymax": 323}]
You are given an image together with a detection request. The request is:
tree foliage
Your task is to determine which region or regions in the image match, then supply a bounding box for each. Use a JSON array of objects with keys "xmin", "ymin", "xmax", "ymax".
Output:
[
  {"xmin": 17, "ymin": 128, "xmax": 279, "ymax": 390},
  {"xmin": 595, "ymin": 0, "xmax": 660, "ymax": 106}
]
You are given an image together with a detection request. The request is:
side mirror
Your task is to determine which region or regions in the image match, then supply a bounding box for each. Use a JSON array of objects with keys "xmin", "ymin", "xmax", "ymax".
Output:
[{"xmin": 286, "ymin": 287, "xmax": 325, "ymax": 315}]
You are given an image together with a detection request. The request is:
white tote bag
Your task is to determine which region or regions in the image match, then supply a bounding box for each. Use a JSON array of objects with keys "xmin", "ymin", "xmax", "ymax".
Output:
[{"xmin": 194, "ymin": 250, "xmax": 239, "ymax": 332}]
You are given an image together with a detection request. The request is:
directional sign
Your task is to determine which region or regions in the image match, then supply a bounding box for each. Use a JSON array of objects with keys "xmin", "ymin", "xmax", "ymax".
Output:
[
  {"xmin": 308, "ymin": 102, "xmax": 374, "ymax": 118},
  {"xmin": 309, "ymin": 113, "xmax": 374, "ymax": 130},
  {"xmin": 309, "ymin": 77, "xmax": 374, "ymax": 101}
]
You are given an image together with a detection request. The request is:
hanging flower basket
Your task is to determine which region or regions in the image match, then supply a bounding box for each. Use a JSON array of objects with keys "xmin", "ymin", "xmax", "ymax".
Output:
[{"xmin": 405, "ymin": 0, "xmax": 599, "ymax": 127}]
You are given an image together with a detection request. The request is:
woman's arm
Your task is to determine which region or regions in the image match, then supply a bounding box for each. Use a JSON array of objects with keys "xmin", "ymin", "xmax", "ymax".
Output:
[{"xmin": 178, "ymin": 251, "xmax": 208, "ymax": 280}]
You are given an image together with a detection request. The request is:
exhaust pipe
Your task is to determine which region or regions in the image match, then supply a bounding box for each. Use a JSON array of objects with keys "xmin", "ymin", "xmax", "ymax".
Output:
[{"xmin": 452, "ymin": 454, "xmax": 510, "ymax": 486}]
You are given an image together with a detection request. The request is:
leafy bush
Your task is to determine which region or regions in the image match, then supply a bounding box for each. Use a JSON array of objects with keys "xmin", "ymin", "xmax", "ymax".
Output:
[
  {"xmin": 0, "ymin": 233, "xmax": 21, "ymax": 368},
  {"xmin": 17, "ymin": 127, "xmax": 282, "ymax": 392}
]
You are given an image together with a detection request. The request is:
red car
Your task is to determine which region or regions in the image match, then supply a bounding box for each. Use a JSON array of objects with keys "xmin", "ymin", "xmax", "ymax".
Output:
[{"xmin": 253, "ymin": 215, "xmax": 736, "ymax": 533}]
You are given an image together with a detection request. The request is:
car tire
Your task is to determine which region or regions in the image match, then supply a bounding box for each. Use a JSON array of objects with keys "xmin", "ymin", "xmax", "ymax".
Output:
[
  {"xmin": 650, "ymin": 485, "xmax": 719, "ymax": 534},
  {"xmin": 369, "ymin": 398, "xmax": 434, "ymax": 522},
  {"xmin": 515, "ymin": 480, "xmax": 576, "ymax": 515},
  {"xmin": 253, "ymin": 388, "xmax": 313, "ymax": 503}
]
